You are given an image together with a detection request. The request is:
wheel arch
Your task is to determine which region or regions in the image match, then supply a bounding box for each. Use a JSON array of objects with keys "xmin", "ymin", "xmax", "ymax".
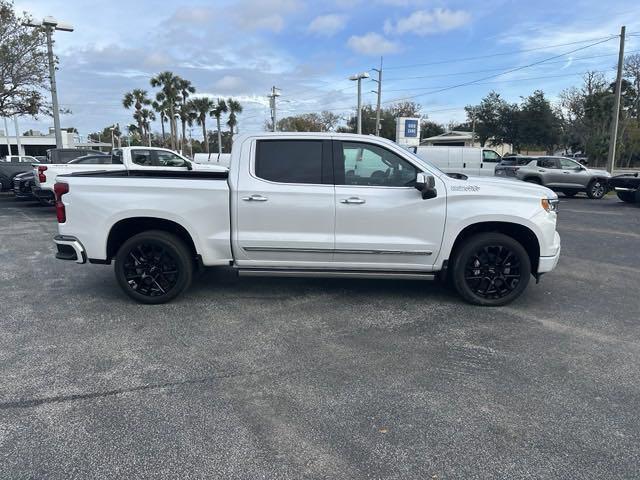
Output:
[
  {"xmin": 448, "ymin": 221, "xmax": 541, "ymax": 274},
  {"xmin": 106, "ymin": 217, "xmax": 198, "ymax": 262}
]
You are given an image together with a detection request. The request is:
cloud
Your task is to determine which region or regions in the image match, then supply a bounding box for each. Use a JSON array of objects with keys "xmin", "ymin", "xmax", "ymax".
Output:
[
  {"xmin": 307, "ymin": 14, "xmax": 348, "ymax": 36},
  {"xmin": 214, "ymin": 75, "xmax": 246, "ymax": 91},
  {"xmin": 347, "ymin": 32, "xmax": 400, "ymax": 55},
  {"xmin": 230, "ymin": 0, "xmax": 303, "ymax": 32},
  {"xmin": 384, "ymin": 8, "xmax": 471, "ymax": 36}
]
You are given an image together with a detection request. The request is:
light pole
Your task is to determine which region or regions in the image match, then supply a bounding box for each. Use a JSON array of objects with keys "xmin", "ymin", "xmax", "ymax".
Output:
[
  {"xmin": 24, "ymin": 16, "xmax": 74, "ymax": 149},
  {"xmin": 110, "ymin": 127, "xmax": 115, "ymax": 150},
  {"xmin": 349, "ymin": 72, "xmax": 370, "ymax": 134},
  {"xmin": 174, "ymin": 114, "xmax": 181, "ymax": 154},
  {"xmin": 3, "ymin": 117, "xmax": 12, "ymax": 155}
]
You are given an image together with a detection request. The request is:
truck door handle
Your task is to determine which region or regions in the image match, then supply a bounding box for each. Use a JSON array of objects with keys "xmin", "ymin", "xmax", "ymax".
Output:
[
  {"xmin": 340, "ymin": 197, "xmax": 366, "ymax": 204},
  {"xmin": 242, "ymin": 194, "xmax": 268, "ymax": 202},
  {"xmin": 538, "ymin": 169, "xmax": 546, "ymax": 173}
]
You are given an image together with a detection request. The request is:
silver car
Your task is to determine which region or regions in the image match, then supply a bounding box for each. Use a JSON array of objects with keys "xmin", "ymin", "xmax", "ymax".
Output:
[{"xmin": 515, "ymin": 156, "xmax": 610, "ymax": 199}]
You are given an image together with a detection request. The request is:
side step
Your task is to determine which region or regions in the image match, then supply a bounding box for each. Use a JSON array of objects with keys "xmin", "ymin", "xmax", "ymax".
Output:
[{"xmin": 238, "ymin": 268, "xmax": 436, "ymax": 281}]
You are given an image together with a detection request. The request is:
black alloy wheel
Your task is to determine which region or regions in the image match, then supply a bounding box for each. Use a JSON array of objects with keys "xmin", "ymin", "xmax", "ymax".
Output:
[
  {"xmin": 452, "ymin": 233, "xmax": 531, "ymax": 306},
  {"xmin": 115, "ymin": 230, "xmax": 193, "ymax": 304}
]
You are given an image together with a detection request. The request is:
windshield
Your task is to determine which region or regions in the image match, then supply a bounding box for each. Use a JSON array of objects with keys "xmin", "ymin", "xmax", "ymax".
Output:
[{"xmin": 404, "ymin": 149, "xmax": 445, "ymax": 175}]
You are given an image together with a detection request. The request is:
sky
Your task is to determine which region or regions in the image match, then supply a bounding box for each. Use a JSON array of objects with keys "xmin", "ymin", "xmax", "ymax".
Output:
[{"xmin": 10, "ymin": 0, "xmax": 640, "ymax": 141}]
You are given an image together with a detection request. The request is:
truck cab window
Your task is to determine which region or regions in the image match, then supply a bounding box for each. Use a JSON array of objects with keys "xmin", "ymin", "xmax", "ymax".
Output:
[
  {"xmin": 131, "ymin": 150, "xmax": 153, "ymax": 166},
  {"xmin": 255, "ymin": 140, "xmax": 323, "ymax": 184},
  {"xmin": 482, "ymin": 150, "xmax": 501, "ymax": 163},
  {"xmin": 340, "ymin": 142, "xmax": 417, "ymax": 187},
  {"xmin": 156, "ymin": 151, "xmax": 188, "ymax": 167}
]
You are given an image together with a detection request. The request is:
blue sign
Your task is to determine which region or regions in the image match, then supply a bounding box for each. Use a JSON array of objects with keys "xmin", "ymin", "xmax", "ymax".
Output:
[{"xmin": 404, "ymin": 119, "xmax": 418, "ymax": 137}]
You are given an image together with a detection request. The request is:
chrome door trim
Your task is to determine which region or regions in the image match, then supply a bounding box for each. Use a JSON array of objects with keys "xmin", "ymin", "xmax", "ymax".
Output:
[{"xmin": 242, "ymin": 246, "xmax": 433, "ymax": 255}]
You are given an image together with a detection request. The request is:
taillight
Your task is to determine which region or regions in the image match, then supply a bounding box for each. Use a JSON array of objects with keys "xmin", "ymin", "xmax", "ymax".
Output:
[
  {"xmin": 38, "ymin": 165, "xmax": 47, "ymax": 183},
  {"xmin": 54, "ymin": 182, "xmax": 69, "ymax": 223}
]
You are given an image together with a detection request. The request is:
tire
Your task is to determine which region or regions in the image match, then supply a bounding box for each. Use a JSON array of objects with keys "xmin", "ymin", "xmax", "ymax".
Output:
[
  {"xmin": 586, "ymin": 179, "xmax": 607, "ymax": 199},
  {"xmin": 114, "ymin": 230, "xmax": 193, "ymax": 304},
  {"xmin": 524, "ymin": 177, "xmax": 542, "ymax": 185},
  {"xmin": 616, "ymin": 190, "xmax": 637, "ymax": 203},
  {"xmin": 451, "ymin": 233, "xmax": 531, "ymax": 306},
  {"xmin": 562, "ymin": 190, "xmax": 578, "ymax": 197}
]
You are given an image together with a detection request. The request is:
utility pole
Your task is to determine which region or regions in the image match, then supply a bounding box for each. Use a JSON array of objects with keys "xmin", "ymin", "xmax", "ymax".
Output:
[
  {"xmin": 24, "ymin": 17, "xmax": 74, "ymax": 149},
  {"xmin": 349, "ymin": 72, "xmax": 370, "ymax": 134},
  {"xmin": 268, "ymin": 86, "xmax": 280, "ymax": 132},
  {"xmin": 372, "ymin": 57, "xmax": 383, "ymax": 136},
  {"xmin": 3, "ymin": 117, "xmax": 11, "ymax": 155},
  {"xmin": 606, "ymin": 25, "xmax": 626, "ymax": 174},
  {"xmin": 13, "ymin": 116, "xmax": 22, "ymax": 155}
]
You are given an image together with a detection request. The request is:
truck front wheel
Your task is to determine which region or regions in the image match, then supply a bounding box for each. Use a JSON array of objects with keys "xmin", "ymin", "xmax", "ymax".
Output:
[
  {"xmin": 451, "ymin": 233, "xmax": 531, "ymax": 306},
  {"xmin": 114, "ymin": 230, "xmax": 193, "ymax": 304}
]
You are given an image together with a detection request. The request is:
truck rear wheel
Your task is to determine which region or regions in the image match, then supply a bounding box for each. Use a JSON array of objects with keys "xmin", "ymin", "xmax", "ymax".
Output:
[
  {"xmin": 114, "ymin": 230, "xmax": 193, "ymax": 304},
  {"xmin": 451, "ymin": 233, "xmax": 531, "ymax": 306}
]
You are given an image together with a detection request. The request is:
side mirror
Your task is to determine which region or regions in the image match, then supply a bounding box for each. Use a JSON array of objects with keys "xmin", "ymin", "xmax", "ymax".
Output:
[{"xmin": 415, "ymin": 172, "xmax": 437, "ymax": 200}]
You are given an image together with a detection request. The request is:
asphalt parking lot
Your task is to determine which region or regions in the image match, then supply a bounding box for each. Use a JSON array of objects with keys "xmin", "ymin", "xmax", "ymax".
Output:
[{"xmin": 0, "ymin": 192, "xmax": 639, "ymax": 479}]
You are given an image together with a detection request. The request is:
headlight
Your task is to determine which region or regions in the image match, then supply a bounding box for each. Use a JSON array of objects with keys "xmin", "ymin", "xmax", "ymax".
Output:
[{"xmin": 541, "ymin": 198, "xmax": 559, "ymax": 213}]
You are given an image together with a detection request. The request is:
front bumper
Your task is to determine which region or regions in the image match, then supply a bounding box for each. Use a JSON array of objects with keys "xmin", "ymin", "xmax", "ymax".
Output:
[
  {"xmin": 54, "ymin": 235, "xmax": 86, "ymax": 264},
  {"xmin": 538, "ymin": 231, "xmax": 561, "ymax": 273}
]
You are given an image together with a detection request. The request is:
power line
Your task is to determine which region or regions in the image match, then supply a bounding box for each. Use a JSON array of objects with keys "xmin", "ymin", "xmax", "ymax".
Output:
[
  {"xmin": 383, "ymin": 35, "xmax": 618, "ymax": 71},
  {"xmin": 381, "ymin": 36, "xmax": 617, "ymax": 105}
]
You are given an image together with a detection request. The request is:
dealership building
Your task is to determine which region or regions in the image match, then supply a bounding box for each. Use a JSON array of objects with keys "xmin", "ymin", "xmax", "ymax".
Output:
[{"xmin": 1, "ymin": 128, "xmax": 110, "ymax": 157}]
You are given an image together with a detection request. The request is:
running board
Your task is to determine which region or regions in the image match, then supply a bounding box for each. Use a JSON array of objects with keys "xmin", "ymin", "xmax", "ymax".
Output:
[{"xmin": 238, "ymin": 268, "xmax": 436, "ymax": 281}]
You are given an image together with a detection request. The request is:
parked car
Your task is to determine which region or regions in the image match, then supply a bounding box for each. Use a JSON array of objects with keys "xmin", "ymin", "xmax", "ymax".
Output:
[
  {"xmin": 32, "ymin": 149, "xmax": 195, "ymax": 205},
  {"xmin": 494, "ymin": 156, "xmax": 537, "ymax": 177},
  {"xmin": 46, "ymin": 148, "xmax": 106, "ymax": 164},
  {"xmin": 609, "ymin": 172, "xmax": 640, "ymax": 204},
  {"xmin": 52, "ymin": 133, "xmax": 561, "ymax": 307},
  {"xmin": 1, "ymin": 155, "xmax": 39, "ymax": 163},
  {"xmin": 414, "ymin": 146, "xmax": 502, "ymax": 177},
  {"xmin": 515, "ymin": 156, "xmax": 610, "ymax": 199},
  {"xmin": 0, "ymin": 157, "xmax": 41, "ymax": 191},
  {"xmin": 12, "ymin": 170, "xmax": 36, "ymax": 200}
]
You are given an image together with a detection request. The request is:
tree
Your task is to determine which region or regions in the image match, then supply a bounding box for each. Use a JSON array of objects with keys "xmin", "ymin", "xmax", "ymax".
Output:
[
  {"xmin": 122, "ymin": 89, "xmax": 151, "ymax": 140},
  {"xmin": 520, "ymin": 90, "xmax": 562, "ymax": 153},
  {"xmin": 390, "ymin": 101, "xmax": 422, "ymax": 118},
  {"xmin": 274, "ymin": 111, "xmax": 342, "ymax": 132},
  {"xmin": 623, "ymin": 53, "xmax": 640, "ymax": 125},
  {"xmin": 465, "ymin": 91, "xmax": 505, "ymax": 146},
  {"xmin": 495, "ymin": 103, "xmax": 521, "ymax": 152},
  {"xmin": 176, "ymin": 78, "xmax": 195, "ymax": 153},
  {"xmin": 151, "ymin": 97, "xmax": 169, "ymax": 147},
  {"xmin": 420, "ymin": 119, "xmax": 444, "ymax": 140},
  {"xmin": 190, "ymin": 97, "xmax": 215, "ymax": 154},
  {"xmin": 226, "ymin": 98, "xmax": 243, "ymax": 144},
  {"xmin": 0, "ymin": 1, "xmax": 50, "ymax": 118},
  {"xmin": 150, "ymin": 71, "xmax": 182, "ymax": 150},
  {"xmin": 210, "ymin": 99, "xmax": 228, "ymax": 154}
]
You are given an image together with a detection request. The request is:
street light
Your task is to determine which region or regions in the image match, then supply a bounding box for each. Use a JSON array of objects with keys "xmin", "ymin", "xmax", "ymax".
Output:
[
  {"xmin": 349, "ymin": 72, "xmax": 370, "ymax": 135},
  {"xmin": 174, "ymin": 113, "xmax": 182, "ymax": 154},
  {"xmin": 24, "ymin": 16, "xmax": 74, "ymax": 149}
]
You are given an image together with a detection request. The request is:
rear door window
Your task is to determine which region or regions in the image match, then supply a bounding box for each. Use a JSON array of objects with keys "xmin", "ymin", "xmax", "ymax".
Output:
[{"xmin": 255, "ymin": 140, "xmax": 325, "ymax": 184}]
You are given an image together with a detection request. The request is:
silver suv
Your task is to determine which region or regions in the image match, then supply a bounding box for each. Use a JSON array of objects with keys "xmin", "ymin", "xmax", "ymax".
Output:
[{"xmin": 515, "ymin": 156, "xmax": 610, "ymax": 199}]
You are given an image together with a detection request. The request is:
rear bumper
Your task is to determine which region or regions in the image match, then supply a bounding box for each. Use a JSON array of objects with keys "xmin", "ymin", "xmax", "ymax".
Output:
[
  {"xmin": 538, "ymin": 231, "xmax": 561, "ymax": 273},
  {"xmin": 54, "ymin": 235, "xmax": 86, "ymax": 264},
  {"xmin": 32, "ymin": 187, "xmax": 54, "ymax": 203}
]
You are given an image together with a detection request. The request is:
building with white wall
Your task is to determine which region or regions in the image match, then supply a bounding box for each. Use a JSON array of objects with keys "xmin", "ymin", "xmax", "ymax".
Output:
[{"xmin": 0, "ymin": 127, "xmax": 110, "ymax": 157}]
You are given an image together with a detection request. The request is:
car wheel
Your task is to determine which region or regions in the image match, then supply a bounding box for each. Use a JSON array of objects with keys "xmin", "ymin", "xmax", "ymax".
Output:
[
  {"xmin": 524, "ymin": 177, "xmax": 542, "ymax": 185},
  {"xmin": 586, "ymin": 179, "xmax": 606, "ymax": 199},
  {"xmin": 616, "ymin": 190, "xmax": 637, "ymax": 203},
  {"xmin": 563, "ymin": 190, "xmax": 578, "ymax": 197},
  {"xmin": 451, "ymin": 232, "xmax": 531, "ymax": 306},
  {"xmin": 114, "ymin": 230, "xmax": 193, "ymax": 304}
]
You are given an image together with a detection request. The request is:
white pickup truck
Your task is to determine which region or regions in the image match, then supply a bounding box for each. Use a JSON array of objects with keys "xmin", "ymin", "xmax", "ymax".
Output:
[
  {"xmin": 53, "ymin": 133, "xmax": 561, "ymax": 306},
  {"xmin": 33, "ymin": 147, "xmax": 207, "ymax": 204}
]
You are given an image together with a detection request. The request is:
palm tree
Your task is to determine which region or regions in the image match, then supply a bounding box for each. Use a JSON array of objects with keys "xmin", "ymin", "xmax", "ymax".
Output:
[
  {"xmin": 176, "ymin": 101, "xmax": 196, "ymax": 154},
  {"xmin": 152, "ymin": 97, "xmax": 169, "ymax": 147},
  {"xmin": 189, "ymin": 97, "xmax": 215, "ymax": 155},
  {"xmin": 226, "ymin": 98, "xmax": 243, "ymax": 146},
  {"xmin": 176, "ymin": 78, "xmax": 196, "ymax": 154},
  {"xmin": 210, "ymin": 98, "xmax": 228, "ymax": 155},
  {"xmin": 122, "ymin": 89, "xmax": 151, "ymax": 141},
  {"xmin": 150, "ymin": 72, "xmax": 181, "ymax": 150},
  {"xmin": 140, "ymin": 108, "xmax": 156, "ymax": 145}
]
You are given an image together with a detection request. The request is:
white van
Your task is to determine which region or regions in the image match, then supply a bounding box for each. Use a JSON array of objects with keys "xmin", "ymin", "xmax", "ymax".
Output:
[{"xmin": 414, "ymin": 146, "xmax": 502, "ymax": 177}]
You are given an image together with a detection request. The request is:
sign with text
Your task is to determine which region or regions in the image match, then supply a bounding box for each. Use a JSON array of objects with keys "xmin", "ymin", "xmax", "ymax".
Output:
[{"xmin": 395, "ymin": 117, "xmax": 421, "ymax": 147}]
